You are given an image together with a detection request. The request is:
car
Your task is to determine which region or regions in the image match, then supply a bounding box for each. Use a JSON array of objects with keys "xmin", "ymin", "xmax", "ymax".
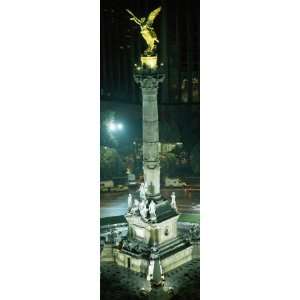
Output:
[
  {"xmin": 100, "ymin": 186, "xmax": 110, "ymax": 192},
  {"xmin": 110, "ymin": 185, "xmax": 129, "ymax": 192},
  {"xmin": 100, "ymin": 180, "xmax": 114, "ymax": 192},
  {"xmin": 128, "ymin": 173, "xmax": 137, "ymax": 186},
  {"xmin": 165, "ymin": 177, "xmax": 187, "ymax": 188}
]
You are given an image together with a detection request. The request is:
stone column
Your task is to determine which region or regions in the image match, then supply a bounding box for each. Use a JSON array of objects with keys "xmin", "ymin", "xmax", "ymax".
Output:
[{"xmin": 134, "ymin": 67, "xmax": 164, "ymax": 199}]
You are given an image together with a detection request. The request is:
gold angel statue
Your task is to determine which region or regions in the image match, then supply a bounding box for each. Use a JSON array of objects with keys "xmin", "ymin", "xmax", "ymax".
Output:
[{"xmin": 126, "ymin": 7, "xmax": 161, "ymax": 56}]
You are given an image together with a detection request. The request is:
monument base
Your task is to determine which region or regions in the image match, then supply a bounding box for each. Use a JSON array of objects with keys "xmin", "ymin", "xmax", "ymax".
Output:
[
  {"xmin": 141, "ymin": 56, "xmax": 157, "ymax": 69},
  {"xmin": 115, "ymin": 241, "xmax": 193, "ymax": 275}
]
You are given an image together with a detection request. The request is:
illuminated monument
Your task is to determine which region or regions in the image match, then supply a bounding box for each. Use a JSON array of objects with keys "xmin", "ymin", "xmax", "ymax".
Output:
[
  {"xmin": 113, "ymin": 7, "xmax": 193, "ymax": 288},
  {"xmin": 127, "ymin": 6, "xmax": 163, "ymax": 199}
]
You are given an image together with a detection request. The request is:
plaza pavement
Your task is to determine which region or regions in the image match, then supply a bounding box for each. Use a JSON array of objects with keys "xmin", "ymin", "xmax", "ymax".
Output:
[{"xmin": 100, "ymin": 259, "xmax": 200, "ymax": 300}]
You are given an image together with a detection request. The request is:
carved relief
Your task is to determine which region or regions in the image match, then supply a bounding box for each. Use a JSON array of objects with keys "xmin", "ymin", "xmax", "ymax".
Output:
[
  {"xmin": 144, "ymin": 162, "xmax": 159, "ymax": 169},
  {"xmin": 134, "ymin": 74, "xmax": 165, "ymax": 91}
]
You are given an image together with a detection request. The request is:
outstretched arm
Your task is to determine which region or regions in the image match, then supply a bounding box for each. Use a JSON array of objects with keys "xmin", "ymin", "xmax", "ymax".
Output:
[
  {"xmin": 130, "ymin": 16, "xmax": 141, "ymax": 25},
  {"xmin": 126, "ymin": 9, "xmax": 141, "ymax": 25}
]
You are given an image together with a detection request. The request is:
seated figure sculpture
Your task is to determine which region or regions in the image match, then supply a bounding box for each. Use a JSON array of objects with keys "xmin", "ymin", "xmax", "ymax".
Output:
[
  {"xmin": 171, "ymin": 192, "xmax": 177, "ymax": 211},
  {"xmin": 128, "ymin": 193, "xmax": 133, "ymax": 211},
  {"xmin": 139, "ymin": 183, "xmax": 146, "ymax": 199},
  {"xmin": 144, "ymin": 181, "xmax": 149, "ymax": 193},
  {"xmin": 130, "ymin": 197, "xmax": 140, "ymax": 214},
  {"xmin": 149, "ymin": 200, "xmax": 156, "ymax": 220},
  {"xmin": 139, "ymin": 199, "xmax": 148, "ymax": 219}
]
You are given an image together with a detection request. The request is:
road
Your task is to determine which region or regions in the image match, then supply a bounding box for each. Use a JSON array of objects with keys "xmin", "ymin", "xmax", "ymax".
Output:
[{"xmin": 100, "ymin": 187, "xmax": 200, "ymax": 218}]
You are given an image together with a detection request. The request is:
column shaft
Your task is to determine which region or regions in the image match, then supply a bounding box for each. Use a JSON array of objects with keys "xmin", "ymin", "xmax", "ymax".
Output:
[
  {"xmin": 142, "ymin": 88, "xmax": 160, "ymax": 196},
  {"xmin": 134, "ymin": 68, "xmax": 165, "ymax": 199}
]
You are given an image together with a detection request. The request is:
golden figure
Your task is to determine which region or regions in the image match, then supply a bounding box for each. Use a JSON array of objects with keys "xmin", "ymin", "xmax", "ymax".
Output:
[{"xmin": 126, "ymin": 7, "xmax": 161, "ymax": 56}]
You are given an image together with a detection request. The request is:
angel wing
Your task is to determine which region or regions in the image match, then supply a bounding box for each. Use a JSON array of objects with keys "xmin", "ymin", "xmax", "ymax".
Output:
[{"xmin": 146, "ymin": 6, "xmax": 162, "ymax": 26}]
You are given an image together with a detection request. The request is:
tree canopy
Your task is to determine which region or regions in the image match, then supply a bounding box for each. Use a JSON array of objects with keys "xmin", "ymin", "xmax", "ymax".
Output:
[
  {"xmin": 100, "ymin": 146, "xmax": 125, "ymax": 180},
  {"xmin": 159, "ymin": 120, "xmax": 181, "ymax": 143},
  {"xmin": 190, "ymin": 143, "xmax": 200, "ymax": 175},
  {"xmin": 160, "ymin": 152, "xmax": 177, "ymax": 178}
]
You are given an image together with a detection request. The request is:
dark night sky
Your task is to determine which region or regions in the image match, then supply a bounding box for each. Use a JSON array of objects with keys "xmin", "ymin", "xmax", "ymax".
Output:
[
  {"xmin": 101, "ymin": 0, "xmax": 200, "ymax": 105},
  {"xmin": 100, "ymin": 0, "xmax": 199, "ymax": 149}
]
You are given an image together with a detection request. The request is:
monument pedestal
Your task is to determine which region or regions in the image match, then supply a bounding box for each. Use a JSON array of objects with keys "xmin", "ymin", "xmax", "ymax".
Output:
[{"xmin": 126, "ymin": 210, "xmax": 179, "ymax": 246}]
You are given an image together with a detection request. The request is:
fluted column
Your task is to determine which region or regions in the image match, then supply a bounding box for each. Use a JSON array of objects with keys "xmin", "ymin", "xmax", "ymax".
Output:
[{"xmin": 134, "ymin": 67, "xmax": 164, "ymax": 199}]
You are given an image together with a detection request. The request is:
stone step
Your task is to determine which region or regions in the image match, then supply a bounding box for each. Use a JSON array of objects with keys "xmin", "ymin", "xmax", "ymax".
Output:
[
  {"xmin": 158, "ymin": 238, "xmax": 185, "ymax": 250},
  {"xmin": 158, "ymin": 238, "xmax": 189, "ymax": 257}
]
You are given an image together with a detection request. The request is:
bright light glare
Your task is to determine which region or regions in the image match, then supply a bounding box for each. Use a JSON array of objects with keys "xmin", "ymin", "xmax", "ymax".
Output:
[
  {"xmin": 108, "ymin": 122, "xmax": 116, "ymax": 131},
  {"xmin": 107, "ymin": 122, "xmax": 123, "ymax": 131}
]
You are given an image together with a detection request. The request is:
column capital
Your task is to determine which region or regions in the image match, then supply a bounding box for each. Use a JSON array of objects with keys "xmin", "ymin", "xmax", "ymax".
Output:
[{"xmin": 133, "ymin": 65, "xmax": 165, "ymax": 90}]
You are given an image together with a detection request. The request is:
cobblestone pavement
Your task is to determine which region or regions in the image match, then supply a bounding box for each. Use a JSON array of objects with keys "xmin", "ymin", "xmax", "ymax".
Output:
[
  {"xmin": 100, "ymin": 259, "xmax": 200, "ymax": 300},
  {"xmin": 164, "ymin": 259, "xmax": 200, "ymax": 300}
]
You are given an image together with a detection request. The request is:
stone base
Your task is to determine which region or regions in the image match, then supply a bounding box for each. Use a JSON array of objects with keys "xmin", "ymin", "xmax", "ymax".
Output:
[
  {"xmin": 145, "ymin": 192, "xmax": 162, "ymax": 201},
  {"xmin": 115, "ymin": 243, "xmax": 193, "ymax": 275},
  {"xmin": 128, "ymin": 192, "xmax": 178, "ymax": 225},
  {"xmin": 126, "ymin": 214, "xmax": 179, "ymax": 246},
  {"xmin": 101, "ymin": 244, "xmax": 114, "ymax": 262},
  {"xmin": 191, "ymin": 241, "xmax": 200, "ymax": 259},
  {"xmin": 161, "ymin": 245, "xmax": 193, "ymax": 273},
  {"xmin": 115, "ymin": 251, "xmax": 149, "ymax": 273},
  {"xmin": 141, "ymin": 56, "xmax": 157, "ymax": 69}
]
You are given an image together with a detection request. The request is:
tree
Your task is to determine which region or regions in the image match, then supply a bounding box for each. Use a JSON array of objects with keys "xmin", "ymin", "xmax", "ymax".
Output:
[
  {"xmin": 160, "ymin": 152, "xmax": 177, "ymax": 178},
  {"xmin": 159, "ymin": 120, "xmax": 181, "ymax": 143},
  {"xmin": 178, "ymin": 111, "xmax": 199, "ymax": 156},
  {"xmin": 190, "ymin": 143, "xmax": 200, "ymax": 175},
  {"xmin": 100, "ymin": 146, "xmax": 125, "ymax": 180}
]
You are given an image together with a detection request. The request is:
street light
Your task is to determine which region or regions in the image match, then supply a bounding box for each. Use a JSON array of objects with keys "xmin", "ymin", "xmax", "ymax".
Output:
[
  {"xmin": 108, "ymin": 122, "xmax": 117, "ymax": 131},
  {"xmin": 107, "ymin": 121, "xmax": 123, "ymax": 132}
]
